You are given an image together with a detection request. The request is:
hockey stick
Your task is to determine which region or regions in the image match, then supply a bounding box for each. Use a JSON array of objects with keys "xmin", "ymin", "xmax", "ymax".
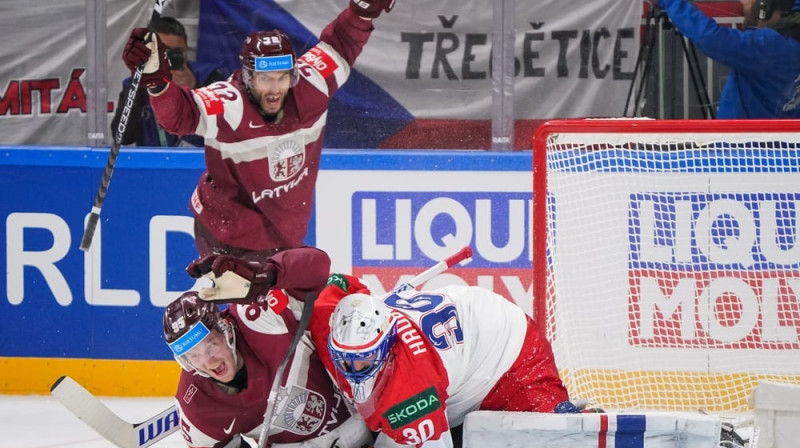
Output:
[
  {"xmin": 79, "ymin": 0, "xmax": 167, "ymax": 251},
  {"xmin": 51, "ymin": 247, "xmax": 473, "ymax": 448},
  {"xmin": 256, "ymin": 245, "xmax": 473, "ymax": 448},
  {"xmin": 389, "ymin": 245, "xmax": 473, "ymax": 295},
  {"xmin": 255, "ymin": 291, "xmax": 319, "ymax": 448},
  {"xmin": 50, "ymin": 376, "xmax": 178, "ymax": 448}
]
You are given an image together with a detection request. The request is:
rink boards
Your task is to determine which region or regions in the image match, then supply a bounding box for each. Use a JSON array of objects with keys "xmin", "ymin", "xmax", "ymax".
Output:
[
  {"xmin": 0, "ymin": 146, "xmax": 533, "ymax": 394},
  {"xmin": 463, "ymin": 411, "xmax": 722, "ymax": 448},
  {"xmin": 5, "ymin": 142, "xmax": 799, "ymax": 401}
]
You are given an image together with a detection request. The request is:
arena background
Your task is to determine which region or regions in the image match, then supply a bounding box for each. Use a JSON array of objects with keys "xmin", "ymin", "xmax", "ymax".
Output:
[{"xmin": 0, "ymin": 0, "xmax": 748, "ymax": 396}]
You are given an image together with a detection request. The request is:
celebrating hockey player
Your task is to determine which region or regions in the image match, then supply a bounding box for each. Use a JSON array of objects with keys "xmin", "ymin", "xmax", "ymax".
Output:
[
  {"xmin": 162, "ymin": 247, "xmax": 371, "ymax": 448},
  {"xmin": 121, "ymin": 0, "xmax": 395, "ymax": 263},
  {"xmin": 310, "ymin": 274, "xmax": 574, "ymax": 448}
]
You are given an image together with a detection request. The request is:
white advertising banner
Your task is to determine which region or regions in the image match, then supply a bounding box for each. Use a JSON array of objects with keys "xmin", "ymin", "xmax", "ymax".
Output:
[
  {"xmin": 0, "ymin": 0, "xmax": 193, "ymax": 146},
  {"xmin": 0, "ymin": 0, "xmax": 641, "ymax": 146},
  {"xmin": 276, "ymin": 0, "xmax": 642, "ymax": 119}
]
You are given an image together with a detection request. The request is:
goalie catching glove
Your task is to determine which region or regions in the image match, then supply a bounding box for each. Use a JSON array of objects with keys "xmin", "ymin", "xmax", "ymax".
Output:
[
  {"xmin": 349, "ymin": 0, "xmax": 395, "ymax": 19},
  {"xmin": 186, "ymin": 254, "xmax": 277, "ymax": 303},
  {"xmin": 122, "ymin": 28, "xmax": 172, "ymax": 90}
]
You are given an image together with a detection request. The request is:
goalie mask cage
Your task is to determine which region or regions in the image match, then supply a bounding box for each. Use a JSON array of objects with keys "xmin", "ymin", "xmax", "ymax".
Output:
[{"xmin": 532, "ymin": 119, "xmax": 800, "ymax": 413}]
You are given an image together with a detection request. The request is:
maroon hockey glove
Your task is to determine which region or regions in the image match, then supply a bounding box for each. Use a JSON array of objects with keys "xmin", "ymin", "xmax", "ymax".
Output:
[
  {"xmin": 187, "ymin": 255, "xmax": 277, "ymax": 303},
  {"xmin": 349, "ymin": 0, "xmax": 395, "ymax": 19},
  {"xmin": 185, "ymin": 254, "xmax": 216, "ymax": 278},
  {"xmin": 122, "ymin": 28, "xmax": 171, "ymax": 90}
]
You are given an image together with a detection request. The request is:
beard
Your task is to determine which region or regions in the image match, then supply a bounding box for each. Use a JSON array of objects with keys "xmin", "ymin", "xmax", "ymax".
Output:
[{"xmin": 260, "ymin": 111, "xmax": 280, "ymax": 123}]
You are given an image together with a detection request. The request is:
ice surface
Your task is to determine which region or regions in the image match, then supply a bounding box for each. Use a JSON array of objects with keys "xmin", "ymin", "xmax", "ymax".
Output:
[
  {"xmin": 2, "ymin": 394, "xmax": 186, "ymax": 448},
  {"xmin": 3, "ymin": 393, "xmax": 756, "ymax": 448}
]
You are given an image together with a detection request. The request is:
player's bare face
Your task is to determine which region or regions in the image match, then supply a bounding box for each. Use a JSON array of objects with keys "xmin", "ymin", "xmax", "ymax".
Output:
[
  {"xmin": 184, "ymin": 330, "xmax": 238, "ymax": 382},
  {"xmin": 251, "ymin": 71, "xmax": 292, "ymax": 116}
]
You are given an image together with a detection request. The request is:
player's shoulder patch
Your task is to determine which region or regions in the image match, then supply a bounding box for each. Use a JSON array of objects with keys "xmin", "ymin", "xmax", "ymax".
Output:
[
  {"xmin": 326, "ymin": 273, "xmax": 350, "ymax": 292},
  {"xmin": 299, "ymin": 46, "xmax": 339, "ymax": 79},
  {"xmin": 182, "ymin": 383, "xmax": 199, "ymax": 404},
  {"xmin": 194, "ymin": 87, "xmax": 224, "ymax": 115},
  {"xmin": 383, "ymin": 386, "xmax": 441, "ymax": 430}
]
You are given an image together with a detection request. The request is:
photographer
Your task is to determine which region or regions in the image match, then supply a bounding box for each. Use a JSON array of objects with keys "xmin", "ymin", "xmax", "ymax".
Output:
[
  {"xmin": 656, "ymin": 0, "xmax": 800, "ymax": 118},
  {"xmin": 111, "ymin": 17, "xmax": 230, "ymax": 147}
]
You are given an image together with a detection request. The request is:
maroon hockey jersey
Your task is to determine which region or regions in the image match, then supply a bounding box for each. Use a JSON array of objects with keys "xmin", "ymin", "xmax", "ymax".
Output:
[
  {"xmin": 175, "ymin": 289, "xmax": 353, "ymax": 448},
  {"xmin": 149, "ymin": 9, "xmax": 374, "ymax": 251},
  {"xmin": 173, "ymin": 247, "xmax": 360, "ymax": 447}
]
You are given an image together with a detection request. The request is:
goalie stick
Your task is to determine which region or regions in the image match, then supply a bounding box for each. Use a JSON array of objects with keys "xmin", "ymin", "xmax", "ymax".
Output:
[
  {"xmin": 79, "ymin": 0, "xmax": 167, "ymax": 252},
  {"xmin": 52, "ymin": 246, "xmax": 473, "ymax": 448}
]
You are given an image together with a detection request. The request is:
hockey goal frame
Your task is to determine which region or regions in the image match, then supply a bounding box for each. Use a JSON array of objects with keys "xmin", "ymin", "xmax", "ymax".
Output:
[{"xmin": 531, "ymin": 119, "xmax": 800, "ymax": 413}]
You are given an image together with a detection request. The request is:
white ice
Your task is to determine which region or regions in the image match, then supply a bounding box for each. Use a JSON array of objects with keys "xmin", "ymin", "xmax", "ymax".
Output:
[
  {"xmin": 2, "ymin": 393, "xmax": 758, "ymax": 448},
  {"xmin": 1, "ymin": 394, "xmax": 186, "ymax": 448}
]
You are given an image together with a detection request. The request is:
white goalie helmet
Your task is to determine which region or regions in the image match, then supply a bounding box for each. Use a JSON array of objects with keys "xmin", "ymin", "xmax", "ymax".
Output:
[{"xmin": 328, "ymin": 293, "xmax": 398, "ymax": 402}]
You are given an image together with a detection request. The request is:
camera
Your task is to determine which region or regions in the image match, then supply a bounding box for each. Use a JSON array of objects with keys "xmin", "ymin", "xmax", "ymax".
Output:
[{"xmin": 166, "ymin": 48, "xmax": 185, "ymax": 70}]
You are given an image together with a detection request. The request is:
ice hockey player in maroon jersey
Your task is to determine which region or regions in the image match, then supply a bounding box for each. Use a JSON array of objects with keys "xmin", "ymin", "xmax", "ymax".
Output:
[
  {"xmin": 162, "ymin": 247, "xmax": 372, "ymax": 448},
  {"xmin": 121, "ymin": 0, "xmax": 395, "ymax": 262},
  {"xmin": 309, "ymin": 274, "xmax": 574, "ymax": 448}
]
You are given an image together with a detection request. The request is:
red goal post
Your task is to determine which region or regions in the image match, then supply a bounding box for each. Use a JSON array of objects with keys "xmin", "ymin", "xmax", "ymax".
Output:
[{"xmin": 532, "ymin": 119, "xmax": 800, "ymax": 413}]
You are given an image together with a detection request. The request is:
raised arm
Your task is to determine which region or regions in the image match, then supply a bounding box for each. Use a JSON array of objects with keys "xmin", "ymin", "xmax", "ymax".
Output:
[{"xmin": 657, "ymin": 0, "xmax": 787, "ymax": 73}]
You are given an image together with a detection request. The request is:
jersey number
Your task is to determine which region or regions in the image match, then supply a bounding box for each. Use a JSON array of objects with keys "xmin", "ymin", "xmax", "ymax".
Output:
[
  {"xmin": 385, "ymin": 293, "xmax": 464, "ymax": 350},
  {"xmin": 402, "ymin": 418, "xmax": 435, "ymax": 445},
  {"xmin": 206, "ymin": 83, "xmax": 239, "ymax": 102}
]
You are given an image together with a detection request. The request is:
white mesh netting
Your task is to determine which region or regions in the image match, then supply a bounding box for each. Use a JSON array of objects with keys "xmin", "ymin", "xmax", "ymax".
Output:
[{"xmin": 533, "ymin": 120, "xmax": 800, "ymax": 412}]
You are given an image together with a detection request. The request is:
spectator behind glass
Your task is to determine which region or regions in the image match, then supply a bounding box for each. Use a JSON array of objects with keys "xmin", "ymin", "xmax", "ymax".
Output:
[
  {"xmin": 110, "ymin": 16, "xmax": 230, "ymax": 147},
  {"xmin": 656, "ymin": 0, "xmax": 800, "ymax": 118}
]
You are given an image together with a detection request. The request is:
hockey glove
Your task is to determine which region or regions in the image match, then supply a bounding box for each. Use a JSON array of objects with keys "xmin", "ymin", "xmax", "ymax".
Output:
[
  {"xmin": 554, "ymin": 399, "xmax": 605, "ymax": 414},
  {"xmin": 122, "ymin": 28, "xmax": 172, "ymax": 90},
  {"xmin": 186, "ymin": 254, "xmax": 277, "ymax": 303},
  {"xmin": 349, "ymin": 0, "xmax": 395, "ymax": 19}
]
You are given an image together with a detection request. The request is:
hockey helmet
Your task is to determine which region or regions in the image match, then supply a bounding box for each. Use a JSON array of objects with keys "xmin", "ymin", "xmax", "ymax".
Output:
[
  {"xmin": 239, "ymin": 30, "xmax": 299, "ymax": 86},
  {"xmin": 163, "ymin": 291, "xmax": 233, "ymax": 373},
  {"xmin": 328, "ymin": 293, "xmax": 398, "ymax": 391}
]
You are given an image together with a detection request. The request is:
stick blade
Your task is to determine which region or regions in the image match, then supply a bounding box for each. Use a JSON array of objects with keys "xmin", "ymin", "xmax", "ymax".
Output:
[{"xmin": 51, "ymin": 376, "xmax": 138, "ymax": 448}]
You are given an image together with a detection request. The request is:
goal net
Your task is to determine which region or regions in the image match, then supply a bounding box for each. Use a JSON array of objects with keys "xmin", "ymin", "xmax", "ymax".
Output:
[{"xmin": 532, "ymin": 119, "xmax": 800, "ymax": 413}]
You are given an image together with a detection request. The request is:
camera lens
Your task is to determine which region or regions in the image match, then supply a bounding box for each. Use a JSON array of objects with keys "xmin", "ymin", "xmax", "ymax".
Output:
[{"xmin": 166, "ymin": 48, "xmax": 185, "ymax": 70}]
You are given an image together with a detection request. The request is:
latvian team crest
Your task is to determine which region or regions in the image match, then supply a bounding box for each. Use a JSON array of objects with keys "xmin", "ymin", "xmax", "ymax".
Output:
[
  {"xmin": 273, "ymin": 385, "xmax": 326, "ymax": 435},
  {"xmin": 268, "ymin": 136, "xmax": 305, "ymax": 182}
]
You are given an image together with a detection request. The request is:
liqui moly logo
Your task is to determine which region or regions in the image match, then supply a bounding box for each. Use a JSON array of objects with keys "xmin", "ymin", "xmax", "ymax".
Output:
[
  {"xmin": 350, "ymin": 191, "xmax": 533, "ymax": 308},
  {"xmin": 628, "ymin": 193, "xmax": 800, "ymax": 348},
  {"xmin": 352, "ymin": 192, "xmax": 531, "ymax": 266}
]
